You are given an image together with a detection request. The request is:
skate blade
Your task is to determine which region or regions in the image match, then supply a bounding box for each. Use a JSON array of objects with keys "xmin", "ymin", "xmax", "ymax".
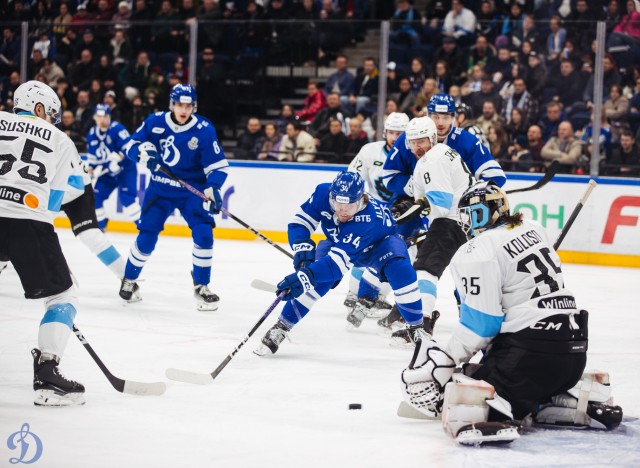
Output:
[
  {"xmin": 456, "ymin": 427, "xmax": 520, "ymax": 446},
  {"xmin": 363, "ymin": 309, "xmax": 389, "ymax": 319},
  {"xmin": 34, "ymin": 389, "xmax": 85, "ymax": 407},
  {"xmin": 389, "ymin": 337, "xmax": 414, "ymax": 349},
  {"xmin": 253, "ymin": 345, "xmax": 272, "ymax": 357},
  {"xmin": 196, "ymin": 301, "xmax": 219, "ymax": 312}
]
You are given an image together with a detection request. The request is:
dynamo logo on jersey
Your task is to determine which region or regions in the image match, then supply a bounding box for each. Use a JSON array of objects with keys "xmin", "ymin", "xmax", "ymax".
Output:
[{"xmin": 159, "ymin": 135, "xmax": 181, "ymax": 167}]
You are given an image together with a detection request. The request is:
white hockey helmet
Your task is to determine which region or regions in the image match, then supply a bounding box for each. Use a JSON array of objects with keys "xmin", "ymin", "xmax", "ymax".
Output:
[
  {"xmin": 405, "ymin": 116, "xmax": 437, "ymax": 146},
  {"xmin": 13, "ymin": 80, "xmax": 62, "ymax": 125},
  {"xmin": 384, "ymin": 112, "xmax": 410, "ymax": 132}
]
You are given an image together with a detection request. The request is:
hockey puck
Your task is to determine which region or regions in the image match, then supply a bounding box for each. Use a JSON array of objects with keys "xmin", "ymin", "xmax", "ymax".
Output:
[{"xmin": 348, "ymin": 403, "xmax": 362, "ymax": 410}]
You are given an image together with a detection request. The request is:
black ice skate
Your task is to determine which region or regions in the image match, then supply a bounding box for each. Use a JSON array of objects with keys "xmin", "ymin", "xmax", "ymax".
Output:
[
  {"xmin": 390, "ymin": 311, "xmax": 440, "ymax": 348},
  {"xmin": 377, "ymin": 305, "xmax": 406, "ymax": 335},
  {"xmin": 343, "ymin": 291, "xmax": 357, "ymax": 309},
  {"xmin": 345, "ymin": 293, "xmax": 392, "ymax": 319},
  {"xmin": 194, "ymin": 284, "xmax": 220, "ymax": 311},
  {"xmin": 254, "ymin": 321, "xmax": 291, "ymax": 356},
  {"xmin": 32, "ymin": 348, "xmax": 85, "ymax": 407},
  {"xmin": 119, "ymin": 278, "xmax": 142, "ymax": 302}
]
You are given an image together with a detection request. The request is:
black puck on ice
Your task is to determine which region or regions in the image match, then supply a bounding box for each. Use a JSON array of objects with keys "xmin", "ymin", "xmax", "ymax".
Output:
[{"xmin": 348, "ymin": 403, "xmax": 362, "ymax": 410}]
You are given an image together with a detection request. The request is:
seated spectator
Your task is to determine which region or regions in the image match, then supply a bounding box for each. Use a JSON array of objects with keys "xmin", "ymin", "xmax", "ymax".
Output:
[
  {"xmin": 525, "ymin": 51, "xmax": 547, "ymax": 102},
  {"xmin": 484, "ymin": 46, "xmax": 513, "ymax": 88},
  {"xmin": 442, "ymin": 0, "xmax": 477, "ymax": 47},
  {"xmin": 172, "ymin": 56, "xmax": 189, "ymax": 84},
  {"xmin": 506, "ymin": 107, "xmax": 529, "ymax": 142},
  {"xmin": 511, "ymin": 14, "xmax": 541, "ymax": 52},
  {"xmin": 502, "ymin": 77, "xmax": 538, "ymax": 127},
  {"xmin": 296, "ymin": 81, "xmax": 328, "ymax": 124},
  {"xmin": 467, "ymin": 35, "xmax": 495, "ymax": 75},
  {"xmin": 73, "ymin": 90, "xmax": 95, "ymax": 135},
  {"xmin": 475, "ymin": 0, "xmax": 503, "ymax": 44},
  {"xmin": 604, "ymin": 84, "xmax": 630, "ymax": 142},
  {"xmin": 501, "ymin": 1, "xmax": 524, "ymax": 50},
  {"xmin": 433, "ymin": 36, "xmax": 466, "ymax": 80},
  {"xmin": 52, "ymin": 2, "xmax": 73, "ymax": 47},
  {"xmin": 487, "ymin": 124, "xmax": 510, "ymax": 164},
  {"xmin": 406, "ymin": 57, "xmax": 428, "ymax": 95},
  {"xmin": 257, "ymin": 123, "xmax": 283, "ymax": 161},
  {"xmin": 112, "ymin": 1, "xmax": 132, "ymax": 33},
  {"xmin": 340, "ymin": 57, "xmax": 379, "ymax": 117},
  {"xmin": 323, "ymin": 54, "xmax": 355, "ymax": 97},
  {"xmin": 580, "ymin": 112, "xmax": 612, "ymax": 168},
  {"xmin": 434, "ymin": 60, "xmax": 453, "ymax": 93},
  {"xmin": 309, "ymin": 92, "xmax": 347, "ymax": 143},
  {"xmin": 546, "ymin": 16, "xmax": 567, "ymax": 63},
  {"xmin": 344, "ymin": 118, "xmax": 369, "ymax": 162},
  {"xmin": 606, "ymin": 0, "xmax": 640, "ymax": 49},
  {"xmin": 537, "ymin": 101, "xmax": 564, "ymax": 141},
  {"xmin": 235, "ymin": 117, "xmax": 264, "ymax": 160},
  {"xmin": 317, "ymin": 118, "xmax": 347, "ymax": 163},
  {"xmin": 547, "ymin": 59, "xmax": 586, "ymax": 110},
  {"xmin": 104, "ymin": 90, "xmax": 122, "ymax": 122},
  {"xmin": 196, "ymin": 47, "xmax": 229, "ymax": 123},
  {"xmin": 466, "ymin": 75, "xmax": 503, "ymax": 117},
  {"xmin": 475, "ymin": 100, "xmax": 505, "ymax": 134},
  {"xmin": 411, "ymin": 78, "xmax": 438, "ymax": 117},
  {"xmin": 279, "ymin": 121, "xmax": 316, "ymax": 162},
  {"xmin": 390, "ymin": 77, "xmax": 417, "ymax": 116},
  {"xmin": 40, "ymin": 58, "xmax": 65, "ymax": 88},
  {"xmin": 507, "ymin": 134, "xmax": 531, "ymax": 172},
  {"xmin": 628, "ymin": 75, "xmax": 640, "ymax": 133},
  {"xmin": 109, "ymin": 29, "xmax": 133, "ymax": 69},
  {"xmin": 70, "ymin": 49, "xmax": 96, "ymax": 93},
  {"xmin": 582, "ymin": 54, "xmax": 620, "ymax": 111},
  {"xmin": 57, "ymin": 110, "xmax": 86, "ymax": 152},
  {"xmin": 386, "ymin": 62, "xmax": 400, "ymax": 94},
  {"xmin": 390, "ymin": 0, "xmax": 423, "ymax": 48},
  {"xmin": 118, "ymin": 51, "xmax": 152, "ymax": 97},
  {"xmin": 526, "ymin": 124, "xmax": 545, "ymax": 172},
  {"xmin": 541, "ymin": 121, "xmax": 583, "ymax": 173},
  {"xmin": 461, "ymin": 64, "xmax": 484, "ymax": 97},
  {"xmin": 274, "ymin": 104, "xmax": 297, "ymax": 134},
  {"xmin": 122, "ymin": 95, "xmax": 150, "ymax": 132},
  {"xmin": 603, "ymin": 129, "xmax": 639, "ymax": 176}
]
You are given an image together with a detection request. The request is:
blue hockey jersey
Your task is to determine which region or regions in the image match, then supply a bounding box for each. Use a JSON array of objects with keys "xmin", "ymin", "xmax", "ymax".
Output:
[
  {"xmin": 288, "ymin": 183, "xmax": 398, "ymax": 284},
  {"xmin": 86, "ymin": 121, "xmax": 132, "ymax": 169},
  {"xmin": 126, "ymin": 112, "xmax": 229, "ymax": 196},
  {"xmin": 382, "ymin": 126, "xmax": 506, "ymax": 197}
]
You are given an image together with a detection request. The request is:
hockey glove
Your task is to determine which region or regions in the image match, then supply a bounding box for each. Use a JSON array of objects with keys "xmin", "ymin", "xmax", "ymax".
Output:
[
  {"xmin": 276, "ymin": 267, "xmax": 316, "ymax": 301},
  {"xmin": 203, "ymin": 187, "xmax": 222, "ymax": 214},
  {"xmin": 138, "ymin": 142, "xmax": 160, "ymax": 172},
  {"xmin": 107, "ymin": 151, "xmax": 123, "ymax": 175},
  {"xmin": 392, "ymin": 197, "xmax": 430, "ymax": 225},
  {"xmin": 292, "ymin": 240, "xmax": 316, "ymax": 270}
]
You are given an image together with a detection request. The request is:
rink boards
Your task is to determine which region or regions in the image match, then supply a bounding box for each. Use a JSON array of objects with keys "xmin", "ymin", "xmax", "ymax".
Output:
[{"xmin": 54, "ymin": 161, "xmax": 640, "ymax": 268}]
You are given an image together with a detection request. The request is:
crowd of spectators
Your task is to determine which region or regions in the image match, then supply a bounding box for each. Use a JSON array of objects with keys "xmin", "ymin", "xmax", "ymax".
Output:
[{"xmin": 0, "ymin": 0, "xmax": 639, "ymax": 175}]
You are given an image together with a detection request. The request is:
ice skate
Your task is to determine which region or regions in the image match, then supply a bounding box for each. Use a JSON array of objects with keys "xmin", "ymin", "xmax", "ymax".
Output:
[
  {"xmin": 119, "ymin": 278, "xmax": 142, "ymax": 303},
  {"xmin": 254, "ymin": 321, "xmax": 290, "ymax": 356},
  {"xmin": 32, "ymin": 349, "xmax": 85, "ymax": 407},
  {"xmin": 194, "ymin": 284, "xmax": 219, "ymax": 311},
  {"xmin": 377, "ymin": 305, "xmax": 406, "ymax": 335},
  {"xmin": 346, "ymin": 298, "xmax": 370, "ymax": 329},
  {"xmin": 363, "ymin": 295, "xmax": 393, "ymax": 318},
  {"xmin": 455, "ymin": 421, "xmax": 521, "ymax": 446},
  {"xmin": 343, "ymin": 291, "xmax": 357, "ymax": 309},
  {"xmin": 390, "ymin": 311, "xmax": 440, "ymax": 348}
]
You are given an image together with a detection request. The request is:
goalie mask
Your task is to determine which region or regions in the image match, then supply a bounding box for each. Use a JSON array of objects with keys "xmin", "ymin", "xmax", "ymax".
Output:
[
  {"xmin": 458, "ymin": 181, "xmax": 510, "ymax": 238},
  {"xmin": 329, "ymin": 171, "xmax": 365, "ymax": 221},
  {"xmin": 13, "ymin": 80, "xmax": 62, "ymax": 124}
]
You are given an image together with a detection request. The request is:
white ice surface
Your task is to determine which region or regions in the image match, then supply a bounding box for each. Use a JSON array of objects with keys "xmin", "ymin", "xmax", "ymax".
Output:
[{"xmin": 1, "ymin": 230, "xmax": 639, "ymax": 467}]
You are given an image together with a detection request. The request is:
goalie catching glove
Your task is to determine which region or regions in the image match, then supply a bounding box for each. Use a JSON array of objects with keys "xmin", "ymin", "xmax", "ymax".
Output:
[
  {"xmin": 391, "ymin": 196, "xmax": 430, "ymax": 225},
  {"xmin": 276, "ymin": 267, "xmax": 316, "ymax": 301},
  {"xmin": 292, "ymin": 240, "xmax": 316, "ymax": 270},
  {"xmin": 400, "ymin": 336, "xmax": 456, "ymax": 418},
  {"xmin": 203, "ymin": 187, "xmax": 222, "ymax": 214}
]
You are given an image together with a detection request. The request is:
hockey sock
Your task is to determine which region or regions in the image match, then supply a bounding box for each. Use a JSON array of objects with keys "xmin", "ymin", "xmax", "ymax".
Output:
[
  {"xmin": 96, "ymin": 207, "xmax": 108, "ymax": 230},
  {"xmin": 123, "ymin": 201, "xmax": 142, "ymax": 224},
  {"xmin": 357, "ymin": 277, "xmax": 380, "ymax": 301},
  {"xmin": 39, "ymin": 294, "xmax": 78, "ymax": 358},
  {"xmin": 416, "ymin": 270, "xmax": 438, "ymax": 315},
  {"xmin": 384, "ymin": 258, "xmax": 423, "ymax": 325},
  {"xmin": 348, "ymin": 267, "xmax": 364, "ymax": 295},
  {"xmin": 192, "ymin": 243, "xmax": 213, "ymax": 285},
  {"xmin": 125, "ymin": 234, "xmax": 158, "ymax": 280},
  {"xmin": 77, "ymin": 229, "xmax": 125, "ymax": 278}
]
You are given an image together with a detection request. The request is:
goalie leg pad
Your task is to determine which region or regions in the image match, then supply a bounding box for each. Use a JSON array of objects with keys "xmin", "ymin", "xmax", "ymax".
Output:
[
  {"xmin": 534, "ymin": 370, "xmax": 623, "ymax": 430},
  {"xmin": 442, "ymin": 375, "xmax": 495, "ymax": 438}
]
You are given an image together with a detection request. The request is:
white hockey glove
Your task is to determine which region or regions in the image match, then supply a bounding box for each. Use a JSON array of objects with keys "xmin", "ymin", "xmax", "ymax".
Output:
[
  {"xmin": 400, "ymin": 337, "xmax": 456, "ymax": 418},
  {"xmin": 203, "ymin": 187, "xmax": 222, "ymax": 214},
  {"xmin": 138, "ymin": 142, "xmax": 159, "ymax": 172},
  {"xmin": 107, "ymin": 151, "xmax": 123, "ymax": 175}
]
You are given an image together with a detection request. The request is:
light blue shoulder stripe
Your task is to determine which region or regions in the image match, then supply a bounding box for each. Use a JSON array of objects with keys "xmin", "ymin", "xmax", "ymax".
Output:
[
  {"xmin": 426, "ymin": 191, "xmax": 453, "ymax": 210},
  {"xmin": 48, "ymin": 189, "xmax": 65, "ymax": 212},
  {"xmin": 459, "ymin": 302, "xmax": 503, "ymax": 338}
]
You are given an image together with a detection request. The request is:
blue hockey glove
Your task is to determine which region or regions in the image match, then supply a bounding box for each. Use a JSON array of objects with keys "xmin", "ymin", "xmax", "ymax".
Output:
[
  {"xmin": 138, "ymin": 142, "xmax": 159, "ymax": 172},
  {"xmin": 203, "ymin": 187, "xmax": 222, "ymax": 214},
  {"xmin": 292, "ymin": 240, "xmax": 316, "ymax": 270},
  {"xmin": 276, "ymin": 267, "xmax": 315, "ymax": 301}
]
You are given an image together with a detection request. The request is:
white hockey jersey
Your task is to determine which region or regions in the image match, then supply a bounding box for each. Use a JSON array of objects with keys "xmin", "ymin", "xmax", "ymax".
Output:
[
  {"xmin": 61, "ymin": 153, "xmax": 92, "ymax": 205},
  {"xmin": 347, "ymin": 141, "xmax": 395, "ymax": 203},
  {"xmin": 446, "ymin": 219, "xmax": 579, "ymax": 364},
  {"xmin": 0, "ymin": 111, "xmax": 76, "ymax": 224},
  {"xmin": 412, "ymin": 143, "xmax": 474, "ymax": 223}
]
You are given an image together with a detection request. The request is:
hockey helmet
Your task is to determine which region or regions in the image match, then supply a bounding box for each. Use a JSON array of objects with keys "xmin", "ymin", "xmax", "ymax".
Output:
[
  {"xmin": 169, "ymin": 83, "xmax": 197, "ymax": 112},
  {"xmin": 13, "ymin": 80, "xmax": 62, "ymax": 124},
  {"xmin": 458, "ymin": 181, "xmax": 510, "ymax": 238},
  {"xmin": 405, "ymin": 116, "xmax": 437, "ymax": 147},
  {"xmin": 384, "ymin": 112, "xmax": 410, "ymax": 132},
  {"xmin": 427, "ymin": 93, "xmax": 456, "ymax": 115},
  {"xmin": 94, "ymin": 103, "xmax": 112, "ymax": 117},
  {"xmin": 329, "ymin": 171, "xmax": 365, "ymax": 219},
  {"xmin": 456, "ymin": 102, "xmax": 473, "ymax": 119}
]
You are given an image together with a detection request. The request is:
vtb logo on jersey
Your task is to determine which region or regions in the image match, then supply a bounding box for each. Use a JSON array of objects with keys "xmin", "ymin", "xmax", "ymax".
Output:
[{"xmin": 159, "ymin": 135, "xmax": 181, "ymax": 167}]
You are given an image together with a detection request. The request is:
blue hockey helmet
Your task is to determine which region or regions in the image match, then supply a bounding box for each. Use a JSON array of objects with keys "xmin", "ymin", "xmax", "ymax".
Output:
[
  {"xmin": 458, "ymin": 181, "xmax": 510, "ymax": 238},
  {"xmin": 427, "ymin": 93, "xmax": 456, "ymax": 115},
  {"xmin": 169, "ymin": 84, "xmax": 197, "ymax": 112},
  {"xmin": 329, "ymin": 171, "xmax": 365, "ymax": 220},
  {"xmin": 94, "ymin": 103, "xmax": 112, "ymax": 117}
]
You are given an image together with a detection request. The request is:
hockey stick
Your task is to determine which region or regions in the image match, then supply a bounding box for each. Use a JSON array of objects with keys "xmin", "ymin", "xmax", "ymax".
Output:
[
  {"xmin": 553, "ymin": 179, "xmax": 597, "ymax": 251},
  {"xmin": 165, "ymin": 291, "xmax": 287, "ymax": 384},
  {"xmin": 155, "ymin": 166, "xmax": 294, "ymax": 260},
  {"xmin": 505, "ymin": 160, "xmax": 560, "ymax": 194},
  {"xmin": 72, "ymin": 326, "xmax": 166, "ymax": 396},
  {"xmin": 251, "ymin": 278, "xmax": 277, "ymax": 293}
]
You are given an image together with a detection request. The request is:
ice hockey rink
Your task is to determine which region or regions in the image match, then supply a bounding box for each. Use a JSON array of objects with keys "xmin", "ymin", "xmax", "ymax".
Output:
[{"xmin": 1, "ymin": 229, "xmax": 639, "ymax": 467}]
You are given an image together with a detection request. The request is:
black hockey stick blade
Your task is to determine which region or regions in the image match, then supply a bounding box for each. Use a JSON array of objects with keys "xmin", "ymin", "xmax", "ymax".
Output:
[
  {"xmin": 506, "ymin": 160, "xmax": 560, "ymax": 194},
  {"xmin": 166, "ymin": 292, "xmax": 287, "ymax": 385},
  {"xmin": 73, "ymin": 326, "xmax": 166, "ymax": 396}
]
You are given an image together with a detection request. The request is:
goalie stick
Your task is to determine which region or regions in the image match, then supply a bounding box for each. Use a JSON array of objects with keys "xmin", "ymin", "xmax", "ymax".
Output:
[
  {"xmin": 554, "ymin": 179, "xmax": 597, "ymax": 250},
  {"xmin": 165, "ymin": 291, "xmax": 287, "ymax": 384},
  {"xmin": 505, "ymin": 160, "xmax": 560, "ymax": 194},
  {"xmin": 155, "ymin": 166, "xmax": 294, "ymax": 260},
  {"xmin": 72, "ymin": 326, "xmax": 166, "ymax": 396}
]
